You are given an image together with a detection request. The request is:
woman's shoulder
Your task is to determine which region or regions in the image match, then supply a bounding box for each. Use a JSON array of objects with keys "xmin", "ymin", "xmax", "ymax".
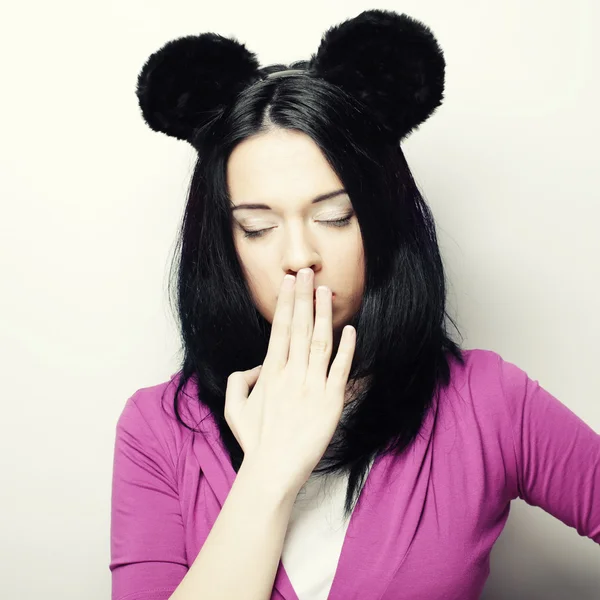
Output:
[
  {"xmin": 448, "ymin": 347, "xmax": 528, "ymax": 391},
  {"xmin": 442, "ymin": 347, "xmax": 535, "ymax": 428},
  {"xmin": 115, "ymin": 370, "xmax": 210, "ymax": 451}
]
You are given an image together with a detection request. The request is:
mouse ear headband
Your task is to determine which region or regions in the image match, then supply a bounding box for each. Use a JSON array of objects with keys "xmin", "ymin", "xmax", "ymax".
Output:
[{"xmin": 136, "ymin": 9, "xmax": 445, "ymax": 148}]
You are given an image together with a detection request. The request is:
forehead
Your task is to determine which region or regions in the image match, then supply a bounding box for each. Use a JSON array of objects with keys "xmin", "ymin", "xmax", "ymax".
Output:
[{"xmin": 226, "ymin": 129, "xmax": 344, "ymax": 206}]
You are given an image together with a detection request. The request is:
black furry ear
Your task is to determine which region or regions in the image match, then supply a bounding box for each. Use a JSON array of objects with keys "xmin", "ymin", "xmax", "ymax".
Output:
[
  {"xmin": 136, "ymin": 33, "xmax": 261, "ymax": 144},
  {"xmin": 309, "ymin": 9, "xmax": 446, "ymax": 143}
]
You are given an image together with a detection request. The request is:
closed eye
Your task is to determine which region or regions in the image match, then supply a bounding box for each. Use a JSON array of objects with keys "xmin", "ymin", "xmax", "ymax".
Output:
[{"xmin": 241, "ymin": 213, "xmax": 354, "ymax": 239}]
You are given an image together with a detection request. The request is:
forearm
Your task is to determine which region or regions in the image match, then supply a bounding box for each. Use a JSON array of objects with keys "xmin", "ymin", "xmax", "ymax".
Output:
[{"xmin": 169, "ymin": 455, "xmax": 299, "ymax": 600}]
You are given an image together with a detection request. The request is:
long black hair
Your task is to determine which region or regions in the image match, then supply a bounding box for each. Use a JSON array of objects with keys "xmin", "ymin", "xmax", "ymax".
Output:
[{"xmin": 165, "ymin": 62, "xmax": 465, "ymax": 519}]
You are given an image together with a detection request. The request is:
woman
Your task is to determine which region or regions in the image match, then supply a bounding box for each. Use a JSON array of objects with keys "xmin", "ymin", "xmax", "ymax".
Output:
[{"xmin": 110, "ymin": 9, "xmax": 600, "ymax": 600}]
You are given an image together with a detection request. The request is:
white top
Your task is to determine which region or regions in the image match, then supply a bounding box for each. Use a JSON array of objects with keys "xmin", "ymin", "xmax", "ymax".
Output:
[{"xmin": 281, "ymin": 459, "xmax": 375, "ymax": 599}]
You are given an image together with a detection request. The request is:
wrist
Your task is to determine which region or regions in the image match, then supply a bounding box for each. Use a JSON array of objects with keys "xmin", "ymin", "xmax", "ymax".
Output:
[{"xmin": 240, "ymin": 453, "xmax": 303, "ymax": 504}]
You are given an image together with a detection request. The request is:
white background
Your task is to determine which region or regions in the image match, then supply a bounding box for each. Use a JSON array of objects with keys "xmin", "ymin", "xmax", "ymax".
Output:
[{"xmin": 0, "ymin": 1, "xmax": 598, "ymax": 598}]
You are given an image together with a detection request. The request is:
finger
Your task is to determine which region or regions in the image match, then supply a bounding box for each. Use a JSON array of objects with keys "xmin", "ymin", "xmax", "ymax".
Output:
[
  {"xmin": 261, "ymin": 275, "xmax": 295, "ymax": 374},
  {"xmin": 224, "ymin": 372, "xmax": 246, "ymax": 422},
  {"xmin": 325, "ymin": 326, "xmax": 356, "ymax": 399},
  {"xmin": 287, "ymin": 268, "xmax": 314, "ymax": 375},
  {"xmin": 306, "ymin": 285, "xmax": 333, "ymax": 383},
  {"xmin": 246, "ymin": 364, "xmax": 263, "ymax": 386},
  {"xmin": 225, "ymin": 365, "xmax": 262, "ymax": 406}
]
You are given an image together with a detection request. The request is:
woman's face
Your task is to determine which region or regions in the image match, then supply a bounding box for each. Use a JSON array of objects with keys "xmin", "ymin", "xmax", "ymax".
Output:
[{"xmin": 227, "ymin": 128, "xmax": 365, "ymax": 344}]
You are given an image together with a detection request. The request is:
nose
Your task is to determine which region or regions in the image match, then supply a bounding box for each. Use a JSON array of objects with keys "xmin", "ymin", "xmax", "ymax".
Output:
[{"xmin": 281, "ymin": 223, "xmax": 322, "ymax": 276}]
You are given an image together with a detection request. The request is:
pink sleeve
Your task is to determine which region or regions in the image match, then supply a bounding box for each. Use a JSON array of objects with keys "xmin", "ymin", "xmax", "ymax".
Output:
[
  {"xmin": 110, "ymin": 394, "xmax": 188, "ymax": 600},
  {"xmin": 498, "ymin": 355, "xmax": 600, "ymax": 543}
]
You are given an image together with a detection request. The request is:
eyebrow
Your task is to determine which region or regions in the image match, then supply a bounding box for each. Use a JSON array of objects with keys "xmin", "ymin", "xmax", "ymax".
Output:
[{"xmin": 230, "ymin": 189, "xmax": 348, "ymax": 212}]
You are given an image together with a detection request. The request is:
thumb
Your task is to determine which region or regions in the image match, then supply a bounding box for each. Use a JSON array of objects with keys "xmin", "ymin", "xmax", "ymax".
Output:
[
  {"xmin": 247, "ymin": 364, "xmax": 263, "ymax": 386},
  {"xmin": 225, "ymin": 365, "xmax": 263, "ymax": 404}
]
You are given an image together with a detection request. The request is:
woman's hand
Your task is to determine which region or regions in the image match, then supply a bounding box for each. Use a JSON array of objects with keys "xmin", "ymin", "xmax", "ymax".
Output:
[{"xmin": 224, "ymin": 268, "xmax": 357, "ymax": 491}]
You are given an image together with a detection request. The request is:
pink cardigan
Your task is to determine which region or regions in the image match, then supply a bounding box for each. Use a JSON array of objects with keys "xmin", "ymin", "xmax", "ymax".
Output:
[{"xmin": 110, "ymin": 348, "xmax": 600, "ymax": 600}]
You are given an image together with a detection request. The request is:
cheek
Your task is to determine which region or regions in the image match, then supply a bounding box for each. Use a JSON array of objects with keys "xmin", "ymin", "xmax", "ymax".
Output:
[
  {"xmin": 244, "ymin": 268, "xmax": 276, "ymax": 316},
  {"xmin": 334, "ymin": 237, "xmax": 365, "ymax": 276},
  {"xmin": 234, "ymin": 242, "xmax": 262, "ymax": 281}
]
